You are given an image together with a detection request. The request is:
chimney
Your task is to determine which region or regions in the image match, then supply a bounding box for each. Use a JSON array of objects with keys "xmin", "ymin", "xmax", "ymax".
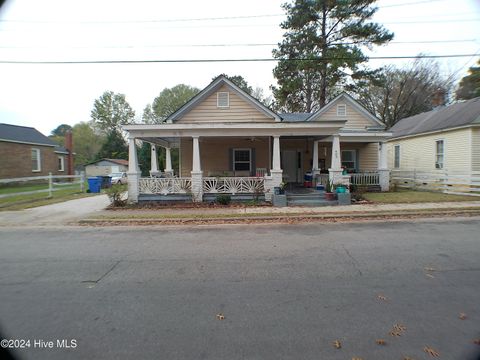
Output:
[
  {"xmin": 65, "ymin": 130, "xmax": 74, "ymax": 175},
  {"xmin": 431, "ymin": 88, "xmax": 446, "ymax": 108}
]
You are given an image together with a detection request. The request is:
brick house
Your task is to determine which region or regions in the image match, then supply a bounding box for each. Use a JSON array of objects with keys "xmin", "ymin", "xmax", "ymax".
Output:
[{"xmin": 0, "ymin": 123, "xmax": 74, "ymax": 179}]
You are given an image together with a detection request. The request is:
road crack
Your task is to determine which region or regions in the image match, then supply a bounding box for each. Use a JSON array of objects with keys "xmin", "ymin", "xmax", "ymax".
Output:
[
  {"xmin": 342, "ymin": 245, "xmax": 363, "ymax": 276},
  {"xmin": 82, "ymin": 260, "xmax": 121, "ymax": 285}
]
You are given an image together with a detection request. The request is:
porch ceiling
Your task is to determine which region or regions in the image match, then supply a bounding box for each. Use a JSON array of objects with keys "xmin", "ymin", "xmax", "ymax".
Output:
[{"xmin": 124, "ymin": 121, "xmax": 346, "ymax": 139}]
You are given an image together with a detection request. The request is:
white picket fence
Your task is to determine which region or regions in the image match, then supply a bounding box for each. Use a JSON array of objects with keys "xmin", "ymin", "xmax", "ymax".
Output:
[
  {"xmin": 0, "ymin": 173, "xmax": 85, "ymax": 199},
  {"xmin": 391, "ymin": 170, "xmax": 480, "ymax": 196}
]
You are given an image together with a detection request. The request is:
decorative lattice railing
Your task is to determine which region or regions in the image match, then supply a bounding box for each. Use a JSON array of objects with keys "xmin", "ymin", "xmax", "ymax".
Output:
[
  {"xmin": 203, "ymin": 177, "xmax": 265, "ymax": 194},
  {"xmin": 139, "ymin": 177, "xmax": 192, "ymax": 195},
  {"xmin": 350, "ymin": 172, "xmax": 380, "ymax": 186}
]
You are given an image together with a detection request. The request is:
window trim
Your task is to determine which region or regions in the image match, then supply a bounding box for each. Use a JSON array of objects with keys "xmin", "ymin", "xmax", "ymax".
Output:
[
  {"xmin": 232, "ymin": 148, "xmax": 251, "ymax": 172},
  {"xmin": 31, "ymin": 148, "xmax": 41, "ymax": 172},
  {"xmin": 337, "ymin": 104, "xmax": 347, "ymax": 117},
  {"xmin": 58, "ymin": 155, "xmax": 65, "ymax": 172},
  {"xmin": 435, "ymin": 139, "xmax": 445, "ymax": 169},
  {"xmin": 394, "ymin": 145, "xmax": 401, "ymax": 169},
  {"xmin": 341, "ymin": 149, "xmax": 356, "ymax": 171},
  {"xmin": 217, "ymin": 92, "xmax": 230, "ymax": 108}
]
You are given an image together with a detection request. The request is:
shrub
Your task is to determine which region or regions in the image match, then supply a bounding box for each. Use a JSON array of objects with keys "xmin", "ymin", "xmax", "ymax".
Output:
[
  {"xmin": 216, "ymin": 194, "xmax": 231, "ymax": 205},
  {"xmin": 105, "ymin": 183, "xmax": 128, "ymax": 207}
]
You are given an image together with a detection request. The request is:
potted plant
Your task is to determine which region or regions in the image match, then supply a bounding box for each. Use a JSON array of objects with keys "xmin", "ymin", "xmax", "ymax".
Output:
[{"xmin": 325, "ymin": 180, "xmax": 335, "ymax": 201}]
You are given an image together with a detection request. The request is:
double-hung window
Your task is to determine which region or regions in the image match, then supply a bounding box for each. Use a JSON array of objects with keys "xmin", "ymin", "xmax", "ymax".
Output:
[
  {"xmin": 233, "ymin": 149, "xmax": 251, "ymax": 171},
  {"xmin": 394, "ymin": 145, "xmax": 400, "ymax": 169},
  {"xmin": 435, "ymin": 140, "xmax": 444, "ymax": 169},
  {"xmin": 341, "ymin": 150, "xmax": 356, "ymax": 171},
  {"xmin": 58, "ymin": 156, "xmax": 65, "ymax": 172},
  {"xmin": 32, "ymin": 148, "xmax": 41, "ymax": 172}
]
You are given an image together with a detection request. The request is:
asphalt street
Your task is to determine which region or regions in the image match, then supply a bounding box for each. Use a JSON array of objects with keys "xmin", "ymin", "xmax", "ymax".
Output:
[{"xmin": 0, "ymin": 218, "xmax": 479, "ymax": 359}]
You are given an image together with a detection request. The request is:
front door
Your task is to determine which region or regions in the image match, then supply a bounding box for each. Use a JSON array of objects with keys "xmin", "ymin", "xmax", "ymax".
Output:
[{"xmin": 282, "ymin": 150, "xmax": 298, "ymax": 183}]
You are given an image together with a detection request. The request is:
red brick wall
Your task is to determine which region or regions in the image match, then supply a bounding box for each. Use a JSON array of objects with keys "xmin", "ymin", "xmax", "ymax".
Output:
[{"xmin": 0, "ymin": 141, "xmax": 67, "ymax": 179}]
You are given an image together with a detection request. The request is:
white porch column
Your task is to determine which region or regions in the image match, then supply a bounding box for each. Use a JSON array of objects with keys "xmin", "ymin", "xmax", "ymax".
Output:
[
  {"xmin": 127, "ymin": 137, "xmax": 141, "ymax": 203},
  {"xmin": 378, "ymin": 141, "xmax": 390, "ymax": 191},
  {"xmin": 312, "ymin": 140, "xmax": 319, "ymax": 175},
  {"xmin": 164, "ymin": 147, "xmax": 173, "ymax": 176},
  {"xmin": 149, "ymin": 144, "xmax": 161, "ymax": 177},
  {"xmin": 190, "ymin": 136, "xmax": 203, "ymax": 202},
  {"xmin": 265, "ymin": 135, "xmax": 283, "ymax": 202},
  {"xmin": 329, "ymin": 134, "xmax": 343, "ymax": 184}
]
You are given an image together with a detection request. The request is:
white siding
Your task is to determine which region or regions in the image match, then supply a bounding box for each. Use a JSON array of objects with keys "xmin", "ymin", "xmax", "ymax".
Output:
[
  {"xmin": 387, "ymin": 128, "xmax": 472, "ymax": 172},
  {"xmin": 472, "ymin": 127, "xmax": 480, "ymax": 172}
]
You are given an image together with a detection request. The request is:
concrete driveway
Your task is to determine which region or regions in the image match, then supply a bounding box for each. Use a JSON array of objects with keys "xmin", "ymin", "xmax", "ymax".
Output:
[{"xmin": 0, "ymin": 195, "xmax": 110, "ymax": 226}]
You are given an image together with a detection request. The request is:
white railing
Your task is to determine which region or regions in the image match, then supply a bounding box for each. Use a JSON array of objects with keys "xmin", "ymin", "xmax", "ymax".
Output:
[
  {"xmin": 0, "ymin": 173, "xmax": 85, "ymax": 199},
  {"xmin": 139, "ymin": 177, "xmax": 192, "ymax": 195},
  {"xmin": 350, "ymin": 171, "xmax": 380, "ymax": 186},
  {"xmin": 203, "ymin": 177, "xmax": 265, "ymax": 194},
  {"xmin": 391, "ymin": 170, "xmax": 480, "ymax": 196}
]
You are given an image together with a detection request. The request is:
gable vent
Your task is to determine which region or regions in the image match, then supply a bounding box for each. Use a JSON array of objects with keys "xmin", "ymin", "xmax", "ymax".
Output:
[
  {"xmin": 337, "ymin": 104, "xmax": 347, "ymax": 116},
  {"xmin": 217, "ymin": 92, "xmax": 230, "ymax": 108}
]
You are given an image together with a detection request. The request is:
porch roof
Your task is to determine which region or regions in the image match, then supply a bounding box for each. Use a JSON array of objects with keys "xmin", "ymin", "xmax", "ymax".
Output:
[{"xmin": 124, "ymin": 120, "xmax": 348, "ymax": 143}]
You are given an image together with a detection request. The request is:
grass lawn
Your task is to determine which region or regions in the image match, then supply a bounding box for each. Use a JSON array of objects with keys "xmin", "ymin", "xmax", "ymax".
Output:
[
  {"xmin": 0, "ymin": 182, "xmax": 94, "ymax": 211},
  {"xmin": 363, "ymin": 190, "xmax": 476, "ymax": 204}
]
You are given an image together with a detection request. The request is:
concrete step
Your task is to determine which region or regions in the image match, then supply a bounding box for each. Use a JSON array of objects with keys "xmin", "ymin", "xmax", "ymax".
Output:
[{"xmin": 287, "ymin": 198, "xmax": 337, "ymax": 207}]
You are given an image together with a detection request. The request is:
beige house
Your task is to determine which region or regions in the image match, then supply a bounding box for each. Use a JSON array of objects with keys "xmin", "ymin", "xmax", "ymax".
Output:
[
  {"xmin": 123, "ymin": 76, "xmax": 392, "ymax": 203},
  {"xmin": 387, "ymin": 97, "xmax": 480, "ymax": 194},
  {"xmin": 84, "ymin": 158, "xmax": 129, "ymax": 177}
]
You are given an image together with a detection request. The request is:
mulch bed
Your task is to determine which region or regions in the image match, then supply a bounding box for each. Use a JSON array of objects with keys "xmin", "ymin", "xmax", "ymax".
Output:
[{"xmin": 106, "ymin": 201, "xmax": 273, "ymax": 211}]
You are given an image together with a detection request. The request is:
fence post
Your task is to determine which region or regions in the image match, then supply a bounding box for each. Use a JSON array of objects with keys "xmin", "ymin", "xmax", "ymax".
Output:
[
  {"xmin": 80, "ymin": 172, "xmax": 85, "ymax": 192},
  {"xmin": 48, "ymin": 172, "xmax": 53, "ymax": 198}
]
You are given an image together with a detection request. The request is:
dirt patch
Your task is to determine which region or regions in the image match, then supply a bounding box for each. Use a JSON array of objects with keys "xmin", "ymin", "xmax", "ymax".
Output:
[{"xmin": 107, "ymin": 201, "xmax": 272, "ymax": 211}]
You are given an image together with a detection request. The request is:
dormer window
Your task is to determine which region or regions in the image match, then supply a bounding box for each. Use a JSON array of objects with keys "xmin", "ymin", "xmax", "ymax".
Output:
[
  {"xmin": 337, "ymin": 104, "xmax": 346, "ymax": 116},
  {"xmin": 217, "ymin": 92, "xmax": 230, "ymax": 108}
]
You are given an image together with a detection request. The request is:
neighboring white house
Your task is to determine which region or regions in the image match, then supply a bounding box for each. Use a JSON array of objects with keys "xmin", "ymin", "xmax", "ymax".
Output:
[
  {"xmin": 85, "ymin": 158, "xmax": 128, "ymax": 177},
  {"xmin": 387, "ymin": 97, "xmax": 480, "ymax": 194},
  {"xmin": 122, "ymin": 75, "xmax": 392, "ymax": 203}
]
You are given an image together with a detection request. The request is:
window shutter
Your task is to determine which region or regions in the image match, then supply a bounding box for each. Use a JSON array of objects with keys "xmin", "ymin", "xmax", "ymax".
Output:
[
  {"xmin": 250, "ymin": 148, "xmax": 256, "ymax": 176},
  {"xmin": 228, "ymin": 148, "xmax": 233, "ymax": 171}
]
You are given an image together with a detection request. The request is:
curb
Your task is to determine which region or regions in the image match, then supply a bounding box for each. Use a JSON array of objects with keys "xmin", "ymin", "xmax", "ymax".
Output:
[{"xmin": 78, "ymin": 208, "xmax": 480, "ymax": 226}]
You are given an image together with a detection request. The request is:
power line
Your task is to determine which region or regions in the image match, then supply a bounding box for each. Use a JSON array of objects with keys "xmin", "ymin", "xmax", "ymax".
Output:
[
  {"xmin": 0, "ymin": 39, "xmax": 477, "ymax": 50},
  {"xmin": 0, "ymin": 54, "xmax": 478, "ymax": 65},
  {"xmin": 380, "ymin": 0, "xmax": 444, "ymax": 8}
]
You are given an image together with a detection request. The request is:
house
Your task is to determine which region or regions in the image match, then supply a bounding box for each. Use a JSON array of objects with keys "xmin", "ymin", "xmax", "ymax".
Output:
[
  {"xmin": 85, "ymin": 158, "xmax": 129, "ymax": 176},
  {"xmin": 122, "ymin": 75, "xmax": 392, "ymax": 203},
  {"xmin": 387, "ymin": 97, "xmax": 480, "ymax": 193},
  {"xmin": 0, "ymin": 123, "xmax": 74, "ymax": 179}
]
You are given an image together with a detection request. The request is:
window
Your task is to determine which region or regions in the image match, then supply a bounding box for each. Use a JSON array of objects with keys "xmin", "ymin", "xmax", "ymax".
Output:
[
  {"xmin": 394, "ymin": 145, "xmax": 400, "ymax": 169},
  {"xmin": 233, "ymin": 149, "xmax": 251, "ymax": 171},
  {"xmin": 31, "ymin": 148, "xmax": 41, "ymax": 172},
  {"xmin": 341, "ymin": 150, "xmax": 356, "ymax": 171},
  {"xmin": 435, "ymin": 140, "xmax": 444, "ymax": 169},
  {"xmin": 217, "ymin": 92, "xmax": 229, "ymax": 108},
  {"xmin": 58, "ymin": 156, "xmax": 65, "ymax": 172},
  {"xmin": 337, "ymin": 104, "xmax": 347, "ymax": 116}
]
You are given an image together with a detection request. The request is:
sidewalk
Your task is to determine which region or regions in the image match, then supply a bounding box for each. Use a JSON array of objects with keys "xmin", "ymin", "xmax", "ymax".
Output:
[{"xmin": 82, "ymin": 200, "xmax": 480, "ymax": 225}]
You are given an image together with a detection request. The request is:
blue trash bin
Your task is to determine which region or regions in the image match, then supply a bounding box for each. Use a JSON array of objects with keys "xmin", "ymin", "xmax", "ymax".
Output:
[{"xmin": 88, "ymin": 177, "xmax": 101, "ymax": 193}]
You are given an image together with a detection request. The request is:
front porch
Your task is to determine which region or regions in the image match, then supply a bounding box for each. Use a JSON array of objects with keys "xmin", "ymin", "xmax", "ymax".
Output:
[{"xmin": 125, "ymin": 132, "xmax": 390, "ymax": 204}]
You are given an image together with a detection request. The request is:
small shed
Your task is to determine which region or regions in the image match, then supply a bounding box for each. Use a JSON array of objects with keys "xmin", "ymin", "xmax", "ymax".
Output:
[{"xmin": 85, "ymin": 158, "xmax": 128, "ymax": 176}]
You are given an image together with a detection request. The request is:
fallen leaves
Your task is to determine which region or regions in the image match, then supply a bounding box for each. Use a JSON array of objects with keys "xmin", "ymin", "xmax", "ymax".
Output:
[
  {"xmin": 459, "ymin": 313, "xmax": 467, "ymax": 320},
  {"xmin": 376, "ymin": 339, "xmax": 386, "ymax": 345},
  {"xmin": 216, "ymin": 313, "xmax": 225, "ymax": 320},
  {"xmin": 389, "ymin": 323, "xmax": 407, "ymax": 337},
  {"xmin": 473, "ymin": 339, "xmax": 480, "ymax": 345},
  {"xmin": 377, "ymin": 294, "xmax": 388, "ymax": 302},
  {"xmin": 332, "ymin": 340, "xmax": 342, "ymax": 349},
  {"xmin": 352, "ymin": 358, "xmax": 364, "ymax": 360},
  {"xmin": 423, "ymin": 346, "xmax": 440, "ymax": 357}
]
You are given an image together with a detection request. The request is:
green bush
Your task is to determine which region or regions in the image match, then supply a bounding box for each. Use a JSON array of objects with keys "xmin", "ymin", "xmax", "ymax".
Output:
[
  {"xmin": 105, "ymin": 184, "xmax": 128, "ymax": 207},
  {"xmin": 216, "ymin": 194, "xmax": 231, "ymax": 205}
]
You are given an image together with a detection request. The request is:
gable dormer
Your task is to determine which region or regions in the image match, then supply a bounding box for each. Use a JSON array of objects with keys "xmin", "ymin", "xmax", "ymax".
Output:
[{"xmin": 168, "ymin": 76, "xmax": 279, "ymax": 124}]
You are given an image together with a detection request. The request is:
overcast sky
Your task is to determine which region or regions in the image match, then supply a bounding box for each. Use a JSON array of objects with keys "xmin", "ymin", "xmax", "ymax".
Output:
[{"xmin": 0, "ymin": 0, "xmax": 479, "ymax": 135}]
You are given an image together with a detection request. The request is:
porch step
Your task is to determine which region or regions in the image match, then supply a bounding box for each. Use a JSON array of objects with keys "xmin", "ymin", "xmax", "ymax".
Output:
[{"xmin": 286, "ymin": 191, "xmax": 337, "ymax": 207}]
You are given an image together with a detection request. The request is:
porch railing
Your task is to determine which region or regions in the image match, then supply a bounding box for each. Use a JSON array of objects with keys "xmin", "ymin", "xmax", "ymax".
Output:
[
  {"xmin": 138, "ymin": 177, "xmax": 192, "ymax": 195},
  {"xmin": 350, "ymin": 171, "xmax": 380, "ymax": 186},
  {"xmin": 203, "ymin": 177, "xmax": 265, "ymax": 194}
]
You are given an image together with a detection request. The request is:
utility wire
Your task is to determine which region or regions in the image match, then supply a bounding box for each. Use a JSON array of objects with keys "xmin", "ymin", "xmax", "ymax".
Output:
[
  {"xmin": 0, "ymin": 54, "xmax": 477, "ymax": 65},
  {"xmin": 0, "ymin": 39, "xmax": 477, "ymax": 50}
]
